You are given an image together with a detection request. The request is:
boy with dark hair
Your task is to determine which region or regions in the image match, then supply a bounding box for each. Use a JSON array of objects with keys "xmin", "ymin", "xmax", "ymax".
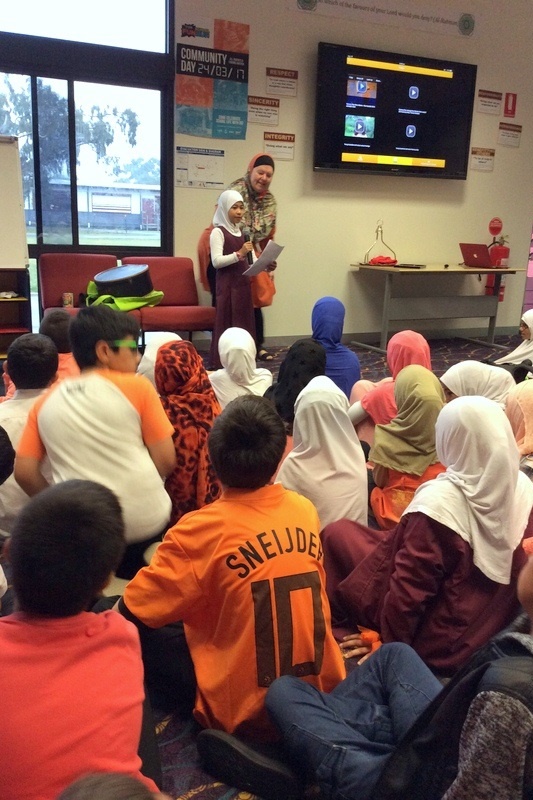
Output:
[
  {"xmin": 68, "ymin": 304, "xmax": 141, "ymax": 369},
  {"xmin": 0, "ymin": 480, "xmax": 160, "ymax": 800},
  {"xmin": 4, "ymin": 332, "xmax": 58, "ymax": 390},
  {"xmin": 119, "ymin": 395, "xmax": 344, "ymax": 745},
  {"xmin": 0, "ymin": 334, "xmax": 58, "ymax": 540},
  {"xmin": 207, "ymin": 392, "xmax": 286, "ymax": 488},
  {"xmin": 39, "ymin": 308, "xmax": 80, "ymax": 381},
  {"xmin": 15, "ymin": 305, "xmax": 175, "ymax": 577}
]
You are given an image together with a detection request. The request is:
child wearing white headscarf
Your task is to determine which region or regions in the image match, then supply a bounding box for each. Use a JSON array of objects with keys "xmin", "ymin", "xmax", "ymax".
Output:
[
  {"xmin": 506, "ymin": 379, "xmax": 533, "ymax": 479},
  {"xmin": 137, "ymin": 332, "xmax": 182, "ymax": 389},
  {"xmin": 208, "ymin": 327, "xmax": 272, "ymax": 409},
  {"xmin": 493, "ymin": 309, "xmax": 533, "ymax": 375},
  {"xmin": 322, "ymin": 396, "xmax": 533, "ymax": 675},
  {"xmin": 276, "ymin": 375, "xmax": 368, "ymax": 528},
  {"xmin": 440, "ymin": 359, "xmax": 515, "ymax": 407},
  {"xmin": 209, "ymin": 189, "xmax": 256, "ymax": 369}
]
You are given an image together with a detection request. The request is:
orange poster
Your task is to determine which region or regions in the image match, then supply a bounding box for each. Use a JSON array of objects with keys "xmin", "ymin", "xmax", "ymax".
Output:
[{"xmin": 176, "ymin": 18, "xmax": 249, "ymax": 139}]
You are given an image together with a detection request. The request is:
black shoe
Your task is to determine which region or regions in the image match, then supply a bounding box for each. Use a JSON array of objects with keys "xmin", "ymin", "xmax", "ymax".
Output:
[{"xmin": 197, "ymin": 728, "xmax": 304, "ymax": 800}]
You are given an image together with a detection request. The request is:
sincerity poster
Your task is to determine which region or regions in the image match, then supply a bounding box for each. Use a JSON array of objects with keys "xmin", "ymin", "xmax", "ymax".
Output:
[{"xmin": 176, "ymin": 18, "xmax": 249, "ymax": 140}]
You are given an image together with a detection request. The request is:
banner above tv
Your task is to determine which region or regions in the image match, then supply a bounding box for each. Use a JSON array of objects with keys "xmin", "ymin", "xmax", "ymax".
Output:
[{"xmin": 314, "ymin": 42, "xmax": 477, "ymax": 179}]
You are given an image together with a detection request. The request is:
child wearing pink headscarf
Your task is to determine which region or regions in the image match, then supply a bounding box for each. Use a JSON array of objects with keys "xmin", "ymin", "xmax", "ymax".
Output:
[{"xmin": 349, "ymin": 330, "xmax": 431, "ymax": 447}]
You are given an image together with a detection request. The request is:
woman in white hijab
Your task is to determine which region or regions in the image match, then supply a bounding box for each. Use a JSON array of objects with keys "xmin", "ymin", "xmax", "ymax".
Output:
[
  {"xmin": 493, "ymin": 309, "xmax": 533, "ymax": 376},
  {"xmin": 208, "ymin": 327, "xmax": 272, "ymax": 409},
  {"xmin": 440, "ymin": 359, "xmax": 515, "ymax": 407},
  {"xmin": 276, "ymin": 375, "xmax": 368, "ymax": 528},
  {"xmin": 322, "ymin": 396, "xmax": 533, "ymax": 675}
]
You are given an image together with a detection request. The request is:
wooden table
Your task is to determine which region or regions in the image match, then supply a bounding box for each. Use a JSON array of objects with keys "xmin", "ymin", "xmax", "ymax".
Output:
[{"xmin": 350, "ymin": 263, "xmax": 524, "ymax": 352}]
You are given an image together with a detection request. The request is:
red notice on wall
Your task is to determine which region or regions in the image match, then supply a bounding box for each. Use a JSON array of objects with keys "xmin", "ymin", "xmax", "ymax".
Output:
[{"xmin": 504, "ymin": 93, "xmax": 517, "ymax": 118}]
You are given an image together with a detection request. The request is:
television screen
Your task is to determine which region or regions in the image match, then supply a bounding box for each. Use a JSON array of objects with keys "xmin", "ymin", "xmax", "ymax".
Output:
[{"xmin": 314, "ymin": 42, "xmax": 477, "ymax": 179}]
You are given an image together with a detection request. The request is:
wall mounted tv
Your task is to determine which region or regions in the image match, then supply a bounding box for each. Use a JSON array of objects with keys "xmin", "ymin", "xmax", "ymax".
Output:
[{"xmin": 314, "ymin": 42, "xmax": 477, "ymax": 179}]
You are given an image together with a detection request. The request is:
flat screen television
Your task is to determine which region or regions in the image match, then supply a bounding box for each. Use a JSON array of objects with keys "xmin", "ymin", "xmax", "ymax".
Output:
[{"xmin": 314, "ymin": 41, "xmax": 477, "ymax": 179}]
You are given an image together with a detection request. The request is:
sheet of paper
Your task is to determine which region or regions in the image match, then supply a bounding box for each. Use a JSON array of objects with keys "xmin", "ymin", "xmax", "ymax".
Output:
[{"xmin": 243, "ymin": 240, "xmax": 284, "ymax": 276}]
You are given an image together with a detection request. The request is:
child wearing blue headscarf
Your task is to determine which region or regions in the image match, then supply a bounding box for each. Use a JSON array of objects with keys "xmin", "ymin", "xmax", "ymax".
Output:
[{"xmin": 311, "ymin": 297, "xmax": 361, "ymax": 397}]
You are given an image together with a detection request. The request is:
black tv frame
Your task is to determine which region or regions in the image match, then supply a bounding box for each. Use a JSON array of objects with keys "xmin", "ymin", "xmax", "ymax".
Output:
[{"xmin": 314, "ymin": 41, "xmax": 477, "ymax": 180}]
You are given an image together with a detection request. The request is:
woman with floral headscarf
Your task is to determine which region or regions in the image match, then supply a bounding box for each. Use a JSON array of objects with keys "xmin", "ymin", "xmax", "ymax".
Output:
[
  {"xmin": 155, "ymin": 340, "xmax": 222, "ymax": 526},
  {"xmin": 228, "ymin": 153, "xmax": 277, "ymax": 360}
]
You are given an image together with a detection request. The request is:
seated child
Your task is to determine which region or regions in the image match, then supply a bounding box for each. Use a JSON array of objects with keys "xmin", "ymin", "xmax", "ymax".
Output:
[
  {"xmin": 118, "ymin": 395, "xmax": 345, "ymax": 745},
  {"xmin": 311, "ymin": 296, "xmax": 360, "ymax": 397},
  {"xmin": 208, "ymin": 327, "xmax": 272, "ymax": 408},
  {"xmin": 39, "ymin": 308, "xmax": 81, "ymax": 381},
  {"xmin": 137, "ymin": 331, "xmax": 182, "ymax": 389},
  {"xmin": 505, "ymin": 379, "xmax": 533, "ymax": 481},
  {"xmin": 266, "ymin": 551, "xmax": 533, "ymax": 800},
  {"xmin": 349, "ymin": 329, "xmax": 431, "ymax": 447},
  {"xmin": 0, "ymin": 480, "xmax": 160, "ymax": 800},
  {"xmin": 369, "ymin": 365, "xmax": 445, "ymax": 529},
  {"xmin": 276, "ymin": 375, "xmax": 368, "ymax": 528},
  {"xmin": 440, "ymin": 359, "xmax": 515, "ymax": 407},
  {"xmin": 154, "ymin": 339, "xmax": 222, "ymax": 525},
  {"xmin": 0, "ymin": 334, "xmax": 58, "ymax": 540},
  {"xmin": 492, "ymin": 309, "xmax": 533, "ymax": 381},
  {"xmin": 322, "ymin": 396, "xmax": 533, "ymax": 676},
  {"xmin": 265, "ymin": 338, "xmax": 327, "ymax": 477},
  {"xmin": 15, "ymin": 305, "xmax": 175, "ymax": 578}
]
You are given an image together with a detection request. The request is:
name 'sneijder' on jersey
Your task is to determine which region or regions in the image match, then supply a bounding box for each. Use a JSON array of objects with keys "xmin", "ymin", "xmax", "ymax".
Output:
[{"xmin": 226, "ymin": 526, "xmax": 323, "ymax": 579}]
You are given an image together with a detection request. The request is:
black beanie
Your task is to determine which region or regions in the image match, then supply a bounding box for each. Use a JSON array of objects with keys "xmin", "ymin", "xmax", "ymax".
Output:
[{"xmin": 252, "ymin": 154, "xmax": 275, "ymax": 171}]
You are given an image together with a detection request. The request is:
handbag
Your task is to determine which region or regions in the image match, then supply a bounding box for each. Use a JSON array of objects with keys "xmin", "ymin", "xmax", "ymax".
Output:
[{"xmin": 251, "ymin": 270, "xmax": 276, "ymax": 308}]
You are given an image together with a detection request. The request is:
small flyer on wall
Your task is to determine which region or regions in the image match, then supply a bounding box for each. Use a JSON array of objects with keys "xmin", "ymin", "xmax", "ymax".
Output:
[
  {"xmin": 263, "ymin": 132, "xmax": 295, "ymax": 160},
  {"xmin": 266, "ymin": 68, "xmax": 298, "ymax": 97},
  {"xmin": 470, "ymin": 147, "xmax": 495, "ymax": 172},
  {"xmin": 248, "ymin": 95, "xmax": 280, "ymax": 125},
  {"xmin": 498, "ymin": 122, "xmax": 522, "ymax": 147},
  {"xmin": 175, "ymin": 146, "xmax": 225, "ymax": 188},
  {"xmin": 477, "ymin": 89, "xmax": 502, "ymax": 115}
]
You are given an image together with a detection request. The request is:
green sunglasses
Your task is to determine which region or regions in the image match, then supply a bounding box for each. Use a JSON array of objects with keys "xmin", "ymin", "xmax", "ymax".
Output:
[{"xmin": 108, "ymin": 339, "xmax": 139, "ymax": 350}]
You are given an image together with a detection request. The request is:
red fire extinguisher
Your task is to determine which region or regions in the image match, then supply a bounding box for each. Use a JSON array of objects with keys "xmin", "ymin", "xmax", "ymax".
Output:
[{"xmin": 485, "ymin": 238, "xmax": 510, "ymax": 302}]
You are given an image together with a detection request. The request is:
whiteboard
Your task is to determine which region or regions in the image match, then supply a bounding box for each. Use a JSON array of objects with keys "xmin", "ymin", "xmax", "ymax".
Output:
[{"xmin": 0, "ymin": 136, "xmax": 29, "ymax": 270}]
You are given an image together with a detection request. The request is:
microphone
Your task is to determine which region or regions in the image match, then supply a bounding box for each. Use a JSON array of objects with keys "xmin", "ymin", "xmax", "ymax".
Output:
[{"xmin": 243, "ymin": 228, "xmax": 254, "ymax": 265}]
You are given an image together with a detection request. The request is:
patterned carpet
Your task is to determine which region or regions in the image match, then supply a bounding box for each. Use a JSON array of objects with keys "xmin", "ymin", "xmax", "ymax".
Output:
[{"xmin": 158, "ymin": 332, "xmax": 519, "ymax": 800}]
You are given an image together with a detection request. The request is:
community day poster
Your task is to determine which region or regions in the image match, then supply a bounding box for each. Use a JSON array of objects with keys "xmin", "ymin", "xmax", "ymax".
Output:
[{"xmin": 176, "ymin": 18, "xmax": 249, "ymax": 139}]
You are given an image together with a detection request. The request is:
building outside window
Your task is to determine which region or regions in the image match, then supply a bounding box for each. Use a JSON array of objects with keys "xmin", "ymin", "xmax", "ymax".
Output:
[{"xmin": 0, "ymin": 0, "xmax": 174, "ymax": 302}]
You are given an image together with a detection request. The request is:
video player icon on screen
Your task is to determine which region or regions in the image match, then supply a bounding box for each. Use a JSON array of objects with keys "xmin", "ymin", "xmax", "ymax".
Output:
[
  {"xmin": 406, "ymin": 125, "xmax": 416, "ymax": 137},
  {"xmin": 409, "ymin": 86, "xmax": 419, "ymax": 99}
]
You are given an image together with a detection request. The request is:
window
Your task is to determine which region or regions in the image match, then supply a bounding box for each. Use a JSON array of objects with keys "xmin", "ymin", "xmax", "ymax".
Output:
[
  {"xmin": 0, "ymin": 1, "xmax": 174, "ymax": 280},
  {"xmin": 1, "ymin": 0, "xmax": 167, "ymax": 53}
]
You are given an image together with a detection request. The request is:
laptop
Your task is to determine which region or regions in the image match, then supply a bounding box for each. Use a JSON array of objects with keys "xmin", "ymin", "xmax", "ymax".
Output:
[{"xmin": 459, "ymin": 243, "xmax": 493, "ymax": 268}]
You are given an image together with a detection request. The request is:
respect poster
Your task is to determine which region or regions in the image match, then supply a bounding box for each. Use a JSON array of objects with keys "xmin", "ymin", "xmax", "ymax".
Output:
[{"xmin": 176, "ymin": 18, "xmax": 249, "ymax": 140}]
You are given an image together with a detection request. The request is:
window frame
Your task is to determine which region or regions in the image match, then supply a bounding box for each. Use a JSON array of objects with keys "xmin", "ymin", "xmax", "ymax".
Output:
[{"xmin": 0, "ymin": 1, "xmax": 175, "ymax": 261}]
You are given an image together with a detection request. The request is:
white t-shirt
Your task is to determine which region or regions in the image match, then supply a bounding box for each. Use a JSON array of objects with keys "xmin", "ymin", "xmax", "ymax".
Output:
[{"xmin": 18, "ymin": 370, "xmax": 173, "ymax": 543}]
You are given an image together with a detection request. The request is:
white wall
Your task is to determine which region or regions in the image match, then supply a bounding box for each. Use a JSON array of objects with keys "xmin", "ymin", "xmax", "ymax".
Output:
[{"xmin": 174, "ymin": 0, "xmax": 533, "ymax": 341}]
